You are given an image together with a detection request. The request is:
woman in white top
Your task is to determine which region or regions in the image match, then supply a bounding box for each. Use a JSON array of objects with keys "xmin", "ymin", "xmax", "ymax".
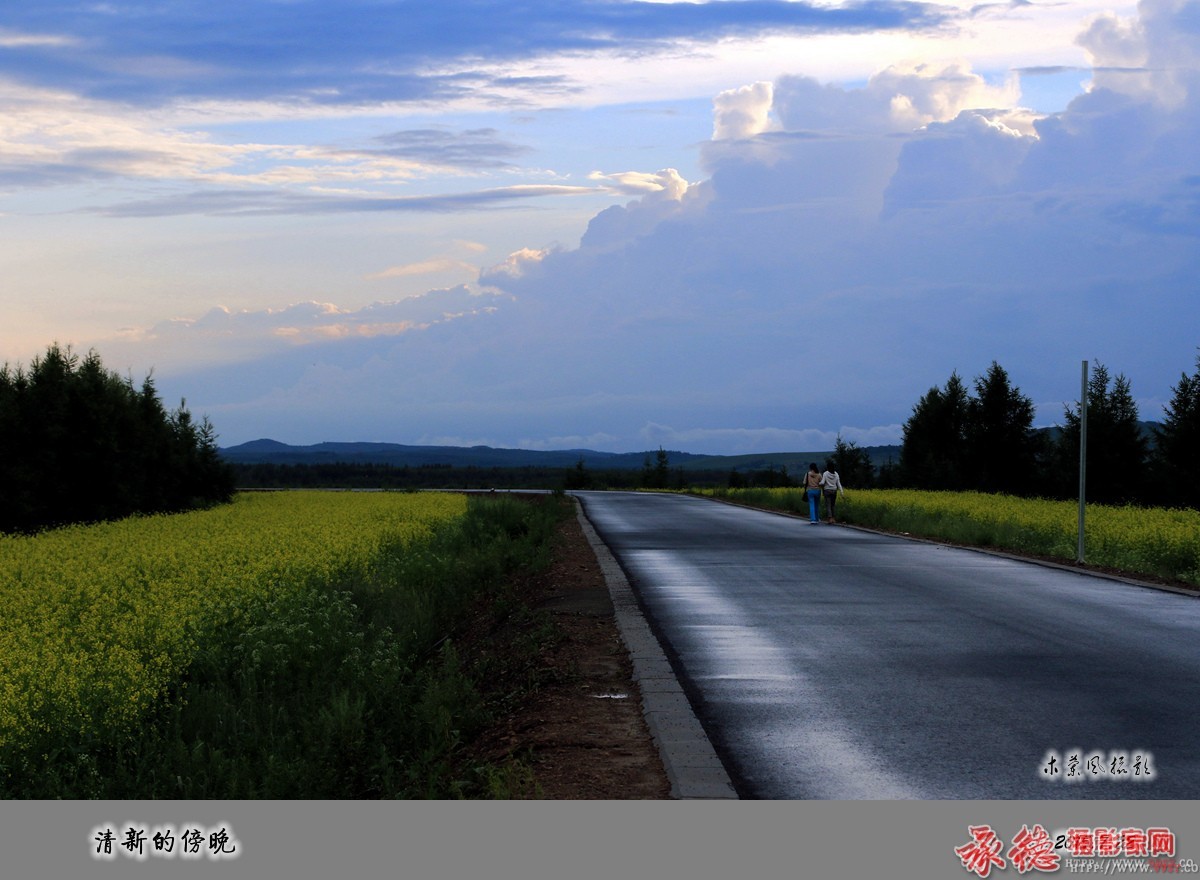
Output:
[{"xmin": 819, "ymin": 462, "xmax": 843, "ymax": 523}]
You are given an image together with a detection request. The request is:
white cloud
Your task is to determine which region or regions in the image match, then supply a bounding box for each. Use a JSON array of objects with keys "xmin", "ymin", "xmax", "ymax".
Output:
[
  {"xmin": 365, "ymin": 258, "xmax": 478, "ymax": 280},
  {"xmin": 1078, "ymin": 0, "xmax": 1200, "ymax": 108},
  {"xmin": 517, "ymin": 431, "xmax": 621, "ymax": 451},
  {"xmin": 461, "ymin": 1, "xmax": 1200, "ymax": 451},
  {"xmin": 1078, "ymin": 12, "xmax": 1148, "ymax": 70},
  {"xmin": 105, "ymin": 287, "xmax": 503, "ymax": 370},
  {"xmin": 480, "ymin": 247, "xmax": 549, "ymax": 281},
  {"xmin": 0, "ymin": 29, "xmax": 78, "ymax": 48},
  {"xmin": 0, "ymin": 80, "xmax": 595, "ymax": 211},
  {"xmin": 638, "ymin": 423, "xmax": 905, "ymax": 454},
  {"xmin": 589, "ymin": 168, "xmax": 690, "ymax": 198},
  {"xmin": 35, "ymin": 0, "xmax": 1195, "ymax": 455},
  {"xmin": 875, "ymin": 61, "xmax": 1021, "ymax": 128},
  {"xmin": 771, "ymin": 60, "xmax": 1022, "ymax": 136},
  {"xmin": 0, "ymin": 80, "xmax": 245, "ymax": 185},
  {"xmin": 570, "ymin": 169, "xmax": 696, "ymax": 250},
  {"xmin": 713, "ymin": 81, "xmax": 774, "ymax": 139}
]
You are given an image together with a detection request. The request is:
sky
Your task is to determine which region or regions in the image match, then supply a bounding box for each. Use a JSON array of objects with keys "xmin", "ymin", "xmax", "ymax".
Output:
[{"xmin": 1, "ymin": 0, "xmax": 1197, "ymax": 454}]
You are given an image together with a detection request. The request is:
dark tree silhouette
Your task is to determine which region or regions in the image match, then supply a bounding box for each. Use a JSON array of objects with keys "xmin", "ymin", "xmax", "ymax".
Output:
[
  {"xmin": 1055, "ymin": 362, "xmax": 1148, "ymax": 505},
  {"xmin": 0, "ymin": 344, "xmax": 236, "ymax": 532},
  {"xmin": 899, "ymin": 371, "xmax": 970, "ymax": 489},
  {"xmin": 830, "ymin": 434, "xmax": 874, "ymax": 488},
  {"xmin": 964, "ymin": 361, "xmax": 1042, "ymax": 494},
  {"xmin": 1152, "ymin": 352, "xmax": 1200, "ymax": 509},
  {"xmin": 639, "ymin": 446, "xmax": 672, "ymax": 489}
]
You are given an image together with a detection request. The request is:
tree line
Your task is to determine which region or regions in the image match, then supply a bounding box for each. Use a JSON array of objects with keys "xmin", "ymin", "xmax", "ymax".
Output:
[
  {"xmin": 0, "ymin": 344, "xmax": 236, "ymax": 532},
  {"xmin": 890, "ymin": 356, "xmax": 1200, "ymax": 509},
  {"xmin": 236, "ymin": 460, "xmax": 657, "ymax": 491}
]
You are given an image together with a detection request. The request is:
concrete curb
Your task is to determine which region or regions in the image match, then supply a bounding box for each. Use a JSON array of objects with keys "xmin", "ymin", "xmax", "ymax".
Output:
[{"xmin": 572, "ymin": 498, "xmax": 738, "ymax": 800}]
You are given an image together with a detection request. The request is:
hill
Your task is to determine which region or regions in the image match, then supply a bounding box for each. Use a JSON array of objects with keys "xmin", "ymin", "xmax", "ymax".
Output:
[
  {"xmin": 222, "ymin": 439, "xmax": 704, "ymax": 470},
  {"xmin": 220, "ymin": 439, "xmax": 902, "ymax": 473}
]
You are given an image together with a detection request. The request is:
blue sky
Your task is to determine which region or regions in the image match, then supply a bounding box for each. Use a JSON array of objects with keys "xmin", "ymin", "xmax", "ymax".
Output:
[{"xmin": 2, "ymin": 0, "xmax": 1197, "ymax": 453}]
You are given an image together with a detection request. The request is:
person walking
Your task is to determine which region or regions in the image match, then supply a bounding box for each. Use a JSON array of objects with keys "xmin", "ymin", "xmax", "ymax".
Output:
[
  {"xmin": 820, "ymin": 460, "xmax": 843, "ymax": 523},
  {"xmin": 803, "ymin": 463, "xmax": 822, "ymax": 523}
]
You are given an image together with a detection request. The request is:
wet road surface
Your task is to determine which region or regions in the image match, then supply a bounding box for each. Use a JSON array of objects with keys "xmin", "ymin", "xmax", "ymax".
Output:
[{"xmin": 576, "ymin": 491, "xmax": 1200, "ymax": 799}]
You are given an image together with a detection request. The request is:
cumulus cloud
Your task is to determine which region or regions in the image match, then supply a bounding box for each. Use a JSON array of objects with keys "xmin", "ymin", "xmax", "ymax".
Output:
[
  {"xmin": 480, "ymin": 247, "xmax": 550, "ymax": 281},
  {"xmin": 771, "ymin": 60, "xmax": 1022, "ymax": 135},
  {"xmin": 460, "ymin": 0, "xmax": 1200, "ymax": 450},
  {"xmin": 1078, "ymin": 0, "xmax": 1200, "ymax": 107},
  {"xmin": 571, "ymin": 169, "xmax": 695, "ymax": 250},
  {"xmin": 589, "ymin": 169, "xmax": 690, "ymax": 197},
  {"xmin": 1078, "ymin": 11, "xmax": 1149, "ymax": 70},
  {"xmin": 713, "ymin": 81, "xmax": 774, "ymax": 139},
  {"xmin": 70, "ymin": 0, "xmax": 1200, "ymax": 454}
]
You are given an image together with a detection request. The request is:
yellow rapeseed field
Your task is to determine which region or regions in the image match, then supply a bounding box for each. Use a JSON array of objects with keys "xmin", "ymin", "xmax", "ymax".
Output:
[
  {"xmin": 702, "ymin": 487, "xmax": 1200, "ymax": 586},
  {"xmin": 0, "ymin": 491, "xmax": 467, "ymax": 753}
]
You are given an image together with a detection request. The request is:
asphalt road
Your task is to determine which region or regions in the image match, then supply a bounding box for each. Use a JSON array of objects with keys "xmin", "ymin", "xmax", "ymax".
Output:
[{"xmin": 575, "ymin": 491, "xmax": 1200, "ymax": 799}]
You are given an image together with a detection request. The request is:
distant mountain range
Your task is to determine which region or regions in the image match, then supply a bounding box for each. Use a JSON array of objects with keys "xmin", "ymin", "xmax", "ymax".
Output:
[
  {"xmin": 221, "ymin": 420, "xmax": 1163, "ymax": 474},
  {"xmin": 219, "ymin": 439, "xmax": 905, "ymax": 472}
]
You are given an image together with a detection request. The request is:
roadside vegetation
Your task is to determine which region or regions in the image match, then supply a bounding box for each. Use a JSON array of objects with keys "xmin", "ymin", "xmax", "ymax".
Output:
[
  {"xmin": 4, "ymin": 337, "xmax": 1195, "ymax": 802},
  {"xmin": 0, "ymin": 490, "xmax": 569, "ymax": 798},
  {"xmin": 696, "ymin": 355, "xmax": 1200, "ymax": 508},
  {"xmin": 880, "ymin": 356, "xmax": 1198, "ymax": 508},
  {"xmin": 697, "ymin": 486, "xmax": 1200, "ymax": 588},
  {"xmin": 691, "ymin": 353, "xmax": 1200, "ymax": 589}
]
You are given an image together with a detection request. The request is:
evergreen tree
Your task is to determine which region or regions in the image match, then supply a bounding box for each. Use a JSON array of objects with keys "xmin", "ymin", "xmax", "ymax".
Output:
[
  {"xmin": 0, "ymin": 343, "xmax": 236, "ymax": 532},
  {"xmin": 899, "ymin": 372, "xmax": 969, "ymax": 489},
  {"xmin": 752, "ymin": 465, "xmax": 794, "ymax": 488},
  {"xmin": 563, "ymin": 457, "xmax": 592, "ymax": 490},
  {"xmin": 830, "ymin": 434, "xmax": 874, "ymax": 488},
  {"xmin": 1056, "ymin": 362, "xmax": 1148, "ymax": 505},
  {"xmin": 1153, "ymin": 351, "xmax": 1200, "ymax": 509},
  {"xmin": 964, "ymin": 361, "xmax": 1040, "ymax": 494},
  {"xmin": 640, "ymin": 447, "xmax": 671, "ymax": 489},
  {"xmin": 876, "ymin": 456, "xmax": 900, "ymax": 488}
]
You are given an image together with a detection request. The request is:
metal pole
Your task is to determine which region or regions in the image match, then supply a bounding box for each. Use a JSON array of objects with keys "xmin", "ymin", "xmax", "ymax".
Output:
[{"xmin": 1077, "ymin": 360, "xmax": 1088, "ymax": 563}]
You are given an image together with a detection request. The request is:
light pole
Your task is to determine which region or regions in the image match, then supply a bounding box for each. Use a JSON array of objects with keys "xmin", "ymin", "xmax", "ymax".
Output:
[{"xmin": 1077, "ymin": 360, "xmax": 1088, "ymax": 564}]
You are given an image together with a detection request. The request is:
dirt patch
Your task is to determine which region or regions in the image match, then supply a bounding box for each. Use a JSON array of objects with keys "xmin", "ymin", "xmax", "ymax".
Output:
[{"xmin": 457, "ymin": 500, "xmax": 673, "ymax": 799}]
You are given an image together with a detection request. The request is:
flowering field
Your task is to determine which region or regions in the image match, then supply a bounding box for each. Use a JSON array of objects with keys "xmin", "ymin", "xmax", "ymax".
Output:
[
  {"xmin": 700, "ymin": 487, "xmax": 1200, "ymax": 587},
  {"xmin": 0, "ymin": 490, "xmax": 471, "ymax": 795}
]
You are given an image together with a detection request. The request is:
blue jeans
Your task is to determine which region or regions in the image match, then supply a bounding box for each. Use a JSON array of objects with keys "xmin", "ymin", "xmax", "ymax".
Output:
[{"xmin": 807, "ymin": 489, "xmax": 821, "ymax": 522}]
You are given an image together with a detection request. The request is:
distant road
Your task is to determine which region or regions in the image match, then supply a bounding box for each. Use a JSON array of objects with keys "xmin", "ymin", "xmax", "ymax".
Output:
[{"xmin": 576, "ymin": 491, "xmax": 1200, "ymax": 799}]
